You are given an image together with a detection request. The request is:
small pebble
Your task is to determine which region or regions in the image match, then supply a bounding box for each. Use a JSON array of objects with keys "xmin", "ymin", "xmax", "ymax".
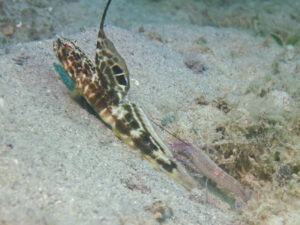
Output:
[
  {"xmin": 138, "ymin": 25, "xmax": 145, "ymax": 33},
  {"xmin": 131, "ymin": 78, "xmax": 139, "ymax": 86},
  {"xmin": 16, "ymin": 22, "xmax": 23, "ymax": 28},
  {"xmin": 184, "ymin": 59, "xmax": 207, "ymax": 73},
  {"xmin": 147, "ymin": 31, "xmax": 163, "ymax": 42},
  {"xmin": 184, "ymin": 53, "xmax": 207, "ymax": 74},
  {"xmin": 2, "ymin": 24, "xmax": 14, "ymax": 36}
]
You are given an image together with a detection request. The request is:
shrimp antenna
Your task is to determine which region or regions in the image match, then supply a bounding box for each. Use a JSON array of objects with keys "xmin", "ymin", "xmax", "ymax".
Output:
[{"xmin": 100, "ymin": 0, "xmax": 112, "ymax": 30}]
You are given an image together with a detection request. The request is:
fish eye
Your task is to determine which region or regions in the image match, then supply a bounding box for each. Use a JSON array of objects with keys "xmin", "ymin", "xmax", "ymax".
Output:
[{"xmin": 64, "ymin": 43, "xmax": 71, "ymax": 48}]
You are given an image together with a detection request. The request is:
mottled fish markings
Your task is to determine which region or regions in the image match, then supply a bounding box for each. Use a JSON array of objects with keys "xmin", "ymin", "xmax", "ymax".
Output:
[{"xmin": 53, "ymin": 0, "xmax": 197, "ymax": 190}]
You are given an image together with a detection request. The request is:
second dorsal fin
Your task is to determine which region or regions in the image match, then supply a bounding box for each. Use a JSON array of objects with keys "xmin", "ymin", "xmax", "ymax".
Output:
[
  {"xmin": 95, "ymin": 0, "xmax": 130, "ymax": 102},
  {"xmin": 99, "ymin": 0, "xmax": 112, "ymax": 38}
]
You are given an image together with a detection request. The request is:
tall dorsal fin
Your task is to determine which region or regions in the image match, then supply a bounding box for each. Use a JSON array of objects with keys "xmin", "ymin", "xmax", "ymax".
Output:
[
  {"xmin": 95, "ymin": 0, "xmax": 130, "ymax": 102},
  {"xmin": 99, "ymin": 0, "xmax": 111, "ymax": 38}
]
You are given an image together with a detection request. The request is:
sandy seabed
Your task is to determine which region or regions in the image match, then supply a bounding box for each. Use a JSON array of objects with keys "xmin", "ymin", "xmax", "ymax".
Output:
[{"xmin": 0, "ymin": 21, "xmax": 299, "ymax": 225}]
